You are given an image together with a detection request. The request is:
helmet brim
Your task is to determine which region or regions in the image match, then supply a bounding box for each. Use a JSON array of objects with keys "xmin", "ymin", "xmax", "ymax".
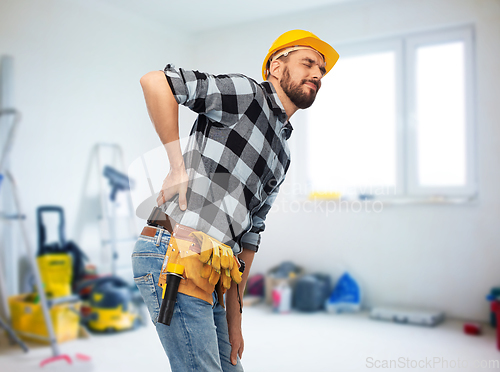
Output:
[{"xmin": 262, "ymin": 36, "xmax": 339, "ymax": 81}]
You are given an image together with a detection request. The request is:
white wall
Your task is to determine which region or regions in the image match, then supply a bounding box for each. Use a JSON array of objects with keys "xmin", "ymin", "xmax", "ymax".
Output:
[
  {"xmin": 0, "ymin": 0, "xmax": 191, "ymax": 283},
  {"xmin": 1, "ymin": 0, "xmax": 498, "ymax": 321},
  {"xmin": 190, "ymin": 0, "xmax": 500, "ymax": 321}
]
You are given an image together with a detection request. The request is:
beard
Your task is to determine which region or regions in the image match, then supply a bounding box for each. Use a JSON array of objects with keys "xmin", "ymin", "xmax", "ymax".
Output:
[{"xmin": 280, "ymin": 67, "xmax": 319, "ymax": 109}]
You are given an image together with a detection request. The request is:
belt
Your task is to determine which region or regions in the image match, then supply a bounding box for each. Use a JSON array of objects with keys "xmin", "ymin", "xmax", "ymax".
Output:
[
  {"xmin": 147, "ymin": 206, "xmax": 176, "ymax": 234},
  {"xmin": 143, "ymin": 206, "xmax": 199, "ymax": 248},
  {"xmin": 141, "ymin": 226, "xmax": 166, "ymax": 238}
]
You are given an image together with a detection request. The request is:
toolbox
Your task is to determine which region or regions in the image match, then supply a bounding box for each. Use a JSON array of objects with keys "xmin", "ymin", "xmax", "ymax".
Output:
[{"xmin": 370, "ymin": 306, "xmax": 445, "ymax": 327}]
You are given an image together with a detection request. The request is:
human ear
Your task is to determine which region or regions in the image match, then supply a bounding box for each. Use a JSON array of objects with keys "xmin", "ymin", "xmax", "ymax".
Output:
[{"xmin": 268, "ymin": 59, "xmax": 282, "ymax": 80}]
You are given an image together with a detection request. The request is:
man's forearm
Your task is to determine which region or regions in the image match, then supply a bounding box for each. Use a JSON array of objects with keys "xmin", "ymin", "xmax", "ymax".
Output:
[
  {"xmin": 140, "ymin": 71, "xmax": 184, "ymax": 170},
  {"xmin": 226, "ymin": 248, "xmax": 255, "ymax": 321},
  {"xmin": 225, "ymin": 248, "xmax": 255, "ymax": 364}
]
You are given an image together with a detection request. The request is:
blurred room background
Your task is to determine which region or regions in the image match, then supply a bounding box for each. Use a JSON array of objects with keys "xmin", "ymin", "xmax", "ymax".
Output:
[{"xmin": 1, "ymin": 0, "xmax": 499, "ymax": 371}]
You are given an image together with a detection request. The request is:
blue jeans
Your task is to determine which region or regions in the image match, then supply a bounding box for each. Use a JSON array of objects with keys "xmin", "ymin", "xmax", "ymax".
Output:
[{"xmin": 131, "ymin": 227, "xmax": 244, "ymax": 372}]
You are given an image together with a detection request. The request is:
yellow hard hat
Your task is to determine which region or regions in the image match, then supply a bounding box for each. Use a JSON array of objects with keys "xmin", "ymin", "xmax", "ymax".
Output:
[{"xmin": 262, "ymin": 30, "xmax": 339, "ymax": 81}]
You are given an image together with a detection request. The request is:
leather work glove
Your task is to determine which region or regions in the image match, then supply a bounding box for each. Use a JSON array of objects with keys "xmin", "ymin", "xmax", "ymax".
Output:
[{"xmin": 190, "ymin": 231, "xmax": 242, "ymax": 289}]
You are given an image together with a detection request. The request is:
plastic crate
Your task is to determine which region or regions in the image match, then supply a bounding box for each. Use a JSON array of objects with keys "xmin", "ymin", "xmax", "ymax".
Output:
[{"xmin": 8, "ymin": 294, "xmax": 80, "ymax": 344}]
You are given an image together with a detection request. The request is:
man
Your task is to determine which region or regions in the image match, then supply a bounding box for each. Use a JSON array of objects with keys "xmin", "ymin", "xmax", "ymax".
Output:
[{"xmin": 132, "ymin": 30, "xmax": 339, "ymax": 372}]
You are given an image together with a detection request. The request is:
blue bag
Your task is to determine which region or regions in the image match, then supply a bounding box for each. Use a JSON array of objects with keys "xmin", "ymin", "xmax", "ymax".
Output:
[{"xmin": 325, "ymin": 272, "xmax": 361, "ymax": 313}]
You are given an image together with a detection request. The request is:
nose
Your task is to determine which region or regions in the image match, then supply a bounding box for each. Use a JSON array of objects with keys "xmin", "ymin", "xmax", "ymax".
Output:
[
  {"xmin": 311, "ymin": 68, "xmax": 323, "ymax": 89},
  {"xmin": 311, "ymin": 64, "xmax": 324, "ymax": 80}
]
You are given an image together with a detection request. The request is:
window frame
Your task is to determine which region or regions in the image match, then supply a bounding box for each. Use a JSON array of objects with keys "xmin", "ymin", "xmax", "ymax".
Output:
[
  {"xmin": 405, "ymin": 26, "xmax": 477, "ymax": 197},
  {"xmin": 302, "ymin": 25, "xmax": 477, "ymax": 202}
]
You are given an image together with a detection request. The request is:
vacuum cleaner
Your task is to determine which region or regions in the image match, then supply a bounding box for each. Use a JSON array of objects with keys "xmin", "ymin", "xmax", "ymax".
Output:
[{"xmin": 81, "ymin": 276, "xmax": 141, "ymax": 333}]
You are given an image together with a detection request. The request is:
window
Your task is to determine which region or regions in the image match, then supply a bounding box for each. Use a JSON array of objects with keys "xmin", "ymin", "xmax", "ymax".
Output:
[{"xmin": 306, "ymin": 26, "xmax": 476, "ymax": 200}]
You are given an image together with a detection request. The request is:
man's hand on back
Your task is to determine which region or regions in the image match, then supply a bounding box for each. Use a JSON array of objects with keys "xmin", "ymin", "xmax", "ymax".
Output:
[{"xmin": 157, "ymin": 166, "xmax": 189, "ymax": 210}]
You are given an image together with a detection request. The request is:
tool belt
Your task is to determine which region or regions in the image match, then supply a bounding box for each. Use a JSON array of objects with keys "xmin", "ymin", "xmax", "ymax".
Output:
[{"xmin": 145, "ymin": 207, "xmax": 242, "ymax": 307}]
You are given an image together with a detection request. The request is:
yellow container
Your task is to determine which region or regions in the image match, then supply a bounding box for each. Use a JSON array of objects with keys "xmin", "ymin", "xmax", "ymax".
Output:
[
  {"xmin": 87, "ymin": 305, "xmax": 137, "ymax": 332},
  {"xmin": 308, "ymin": 191, "xmax": 342, "ymax": 200},
  {"xmin": 8, "ymin": 294, "xmax": 81, "ymax": 344},
  {"xmin": 37, "ymin": 253, "xmax": 73, "ymax": 298}
]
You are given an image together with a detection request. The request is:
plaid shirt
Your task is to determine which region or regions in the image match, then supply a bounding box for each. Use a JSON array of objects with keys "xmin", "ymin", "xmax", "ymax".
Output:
[{"xmin": 161, "ymin": 64, "xmax": 292, "ymax": 254}]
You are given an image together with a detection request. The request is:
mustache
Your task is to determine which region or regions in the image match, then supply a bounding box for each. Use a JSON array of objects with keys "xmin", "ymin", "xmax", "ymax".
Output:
[{"xmin": 302, "ymin": 79, "xmax": 320, "ymax": 91}]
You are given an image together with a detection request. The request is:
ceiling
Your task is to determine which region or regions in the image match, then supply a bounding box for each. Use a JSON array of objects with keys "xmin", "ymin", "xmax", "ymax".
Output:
[{"xmin": 92, "ymin": 0, "xmax": 354, "ymax": 34}]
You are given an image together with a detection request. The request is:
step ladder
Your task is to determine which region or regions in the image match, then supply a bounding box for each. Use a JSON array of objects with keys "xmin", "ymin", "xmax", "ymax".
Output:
[
  {"xmin": 0, "ymin": 108, "xmax": 73, "ymax": 365},
  {"xmin": 0, "ymin": 55, "xmax": 89, "ymax": 365},
  {"xmin": 94, "ymin": 143, "xmax": 137, "ymax": 281}
]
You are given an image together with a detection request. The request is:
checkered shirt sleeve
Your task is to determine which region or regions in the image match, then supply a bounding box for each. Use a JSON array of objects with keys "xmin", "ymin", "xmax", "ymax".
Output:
[
  {"xmin": 164, "ymin": 64, "xmax": 256, "ymax": 126},
  {"xmin": 240, "ymin": 185, "xmax": 281, "ymax": 251}
]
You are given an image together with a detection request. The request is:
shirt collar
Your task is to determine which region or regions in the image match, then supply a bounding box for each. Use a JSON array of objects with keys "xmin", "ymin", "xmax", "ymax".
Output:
[
  {"xmin": 261, "ymin": 81, "xmax": 287, "ymax": 121},
  {"xmin": 261, "ymin": 81, "xmax": 293, "ymax": 139}
]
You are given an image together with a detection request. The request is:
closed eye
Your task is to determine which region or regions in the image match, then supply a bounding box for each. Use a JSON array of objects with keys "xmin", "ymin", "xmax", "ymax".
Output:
[
  {"xmin": 301, "ymin": 57, "xmax": 326, "ymax": 75},
  {"xmin": 302, "ymin": 58, "xmax": 315, "ymax": 66}
]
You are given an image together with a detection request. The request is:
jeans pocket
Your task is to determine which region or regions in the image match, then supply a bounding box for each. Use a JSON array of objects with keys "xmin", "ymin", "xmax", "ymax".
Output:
[{"xmin": 134, "ymin": 273, "xmax": 160, "ymax": 325}]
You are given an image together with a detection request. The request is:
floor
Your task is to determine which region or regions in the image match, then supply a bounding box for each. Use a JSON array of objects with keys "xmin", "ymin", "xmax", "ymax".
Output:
[{"xmin": 1, "ymin": 304, "xmax": 499, "ymax": 372}]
